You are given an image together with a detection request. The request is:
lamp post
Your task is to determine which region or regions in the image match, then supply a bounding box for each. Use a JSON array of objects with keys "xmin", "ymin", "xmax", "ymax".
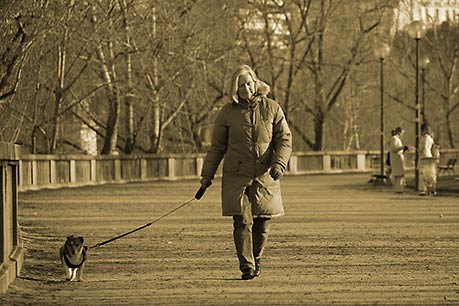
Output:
[
  {"xmin": 406, "ymin": 20, "xmax": 427, "ymax": 190},
  {"xmin": 373, "ymin": 42, "xmax": 391, "ymax": 183},
  {"xmin": 420, "ymin": 56, "xmax": 430, "ymax": 123}
]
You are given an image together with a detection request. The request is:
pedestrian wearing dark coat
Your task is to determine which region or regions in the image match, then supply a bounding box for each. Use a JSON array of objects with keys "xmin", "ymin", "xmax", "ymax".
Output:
[{"xmin": 200, "ymin": 65, "xmax": 292, "ymax": 280}]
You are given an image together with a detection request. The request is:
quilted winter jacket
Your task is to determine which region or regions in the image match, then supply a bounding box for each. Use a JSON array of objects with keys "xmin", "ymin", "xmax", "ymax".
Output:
[{"xmin": 201, "ymin": 96, "xmax": 292, "ymax": 217}]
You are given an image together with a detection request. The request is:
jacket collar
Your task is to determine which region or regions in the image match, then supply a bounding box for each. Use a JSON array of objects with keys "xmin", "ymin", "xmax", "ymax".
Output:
[{"xmin": 234, "ymin": 95, "xmax": 263, "ymax": 109}]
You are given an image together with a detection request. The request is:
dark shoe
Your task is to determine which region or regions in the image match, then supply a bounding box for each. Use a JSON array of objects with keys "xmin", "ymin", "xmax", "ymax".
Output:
[
  {"xmin": 254, "ymin": 260, "xmax": 261, "ymax": 277},
  {"xmin": 241, "ymin": 268, "xmax": 255, "ymax": 280}
]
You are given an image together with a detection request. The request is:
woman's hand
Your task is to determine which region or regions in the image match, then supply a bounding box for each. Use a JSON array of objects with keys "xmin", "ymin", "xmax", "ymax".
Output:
[
  {"xmin": 269, "ymin": 165, "xmax": 284, "ymax": 181},
  {"xmin": 200, "ymin": 177, "xmax": 213, "ymax": 188}
]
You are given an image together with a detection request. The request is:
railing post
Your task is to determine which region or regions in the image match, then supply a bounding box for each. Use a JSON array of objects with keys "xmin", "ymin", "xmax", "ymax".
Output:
[
  {"xmin": 357, "ymin": 153, "xmax": 366, "ymax": 171},
  {"xmin": 323, "ymin": 154, "xmax": 331, "ymax": 172},
  {"xmin": 69, "ymin": 160, "xmax": 76, "ymax": 183},
  {"xmin": 168, "ymin": 157, "xmax": 175, "ymax": 179},
  {"xmin": 18, "ymin": 160, "xmax": 23, "ymax": 188},
  {"xmin": 114, "ymin": 159, "xmax": 121, "ymax": 181},
  {"xmin": 90, "ymin": 159, "xmax": 97, "ymax": 182},
  {"xmin": 31, "ymin": 160, "xmax": 38, "ymax": 186},
  {"xmin": 12, "ymin": 163, "xmax": 18, "ymax": 246},
  {"xmin": 50, "ymin": 160, "xmax": 56, "ymax": 184},
  {"xmin": 0, "ymin": 166, "xmax": 5, "ymax": 265},
  {"xmin": 140, "ymin": 158, "xmax": 147, "ymax": 180},
  {"xmin": 288, "ymin": 155, "xmax": 297, "ymax": 174}
]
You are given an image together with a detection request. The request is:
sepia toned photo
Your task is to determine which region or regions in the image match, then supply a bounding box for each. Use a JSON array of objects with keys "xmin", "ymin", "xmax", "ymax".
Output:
[{"xmin": 1, "ymin": 0, "xmax": 458, "ymax": 305}]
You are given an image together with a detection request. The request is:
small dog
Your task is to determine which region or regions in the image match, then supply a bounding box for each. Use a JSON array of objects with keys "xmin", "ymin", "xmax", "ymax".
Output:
[{"xmin": 59, "ymin": 235, "xmax": 87, "ymax": 281}]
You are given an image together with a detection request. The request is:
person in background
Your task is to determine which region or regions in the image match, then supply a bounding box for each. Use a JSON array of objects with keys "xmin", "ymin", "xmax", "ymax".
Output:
[
  {"xmin": 199, "ymin": 65, "xmax": 292, "ymax": 280},
  {"xmin": 385, "ymin": 129, "xmax": 397, "ymax": 181},
  {"xmin": 390, "ymin": 127, "xmax": 408, "ymax": 194},
  {"xmin": 419, "ymin": 123, "xmax": 439, "ymax": 196}
]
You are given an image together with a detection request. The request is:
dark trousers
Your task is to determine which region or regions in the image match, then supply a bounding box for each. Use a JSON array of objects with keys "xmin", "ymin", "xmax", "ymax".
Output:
[{"xmin": 233, "ymin": 188, "xmax": 271, "ymax": 271}]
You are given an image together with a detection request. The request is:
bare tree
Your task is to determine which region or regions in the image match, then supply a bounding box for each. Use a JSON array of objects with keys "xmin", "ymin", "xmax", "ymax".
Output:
[
  {"xmin": 119, "ymin": 0, "xmax": 136, "ymax": 153},
  {"xmin": 36, "ymin": 1, "xmax": 96, "ymax": 153},
  {"xmin": 237, "ymin": 0, "xmax": 393, "ymax": 151},
  {"xmin": 89, "ymin": 1, "xmax": 122, "ymax": 154},
  {"xmin": 295, "ymin": 0, "xmax": 390, "ymax": 150},
  {"xmin": 2, "ymin": 0, "xmax": 418, "ymax": 154},
  {"xmin": 390, "ymin": 21, "xmax": 459, "ymax": 148},
  {"xmin": 133, "ymin": 0, "xmax": 237, "ymax": 153},
  {"xmin": 0, "ymin": 17, "xmax": 31, "ymax": 104},
  {"xmin": 0, "ymin": 3, "xmax": 38, "ymax": 144},
  {"xmin": 424, "ymin": 23, "xmax": 459, "ymax": 148}
]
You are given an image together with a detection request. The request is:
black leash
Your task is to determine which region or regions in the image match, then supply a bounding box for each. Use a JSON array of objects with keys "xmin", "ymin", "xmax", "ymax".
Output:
[{"xmin": 89, "ymin": 187, "xmax": 207, "ymax": 249}]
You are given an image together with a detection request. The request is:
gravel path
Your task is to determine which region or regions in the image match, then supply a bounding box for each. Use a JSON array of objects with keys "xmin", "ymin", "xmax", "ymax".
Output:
[{"xmin": 1, "ymin": 174, "xmax": 458, "ymax": 305}]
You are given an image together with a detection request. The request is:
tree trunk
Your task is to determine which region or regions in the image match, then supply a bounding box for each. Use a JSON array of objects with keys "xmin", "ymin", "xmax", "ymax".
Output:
[
  {"xmin": 0, "ymin": 16, "xmax": 29, "ymax": 103},
  {"xmin": 78, "ymin": 99, "xmax": 98, "ymax": 155},
  {"xmin": 313, "ymin": 112, "xmax": 325, "ymax": 151},
  {"xmin": 446, "ymin": 113, "xmax": 455, "ymax": 148},
  {"xmin": 50, "ymin": 28, "xmax": 68, "ymax": 154},
  {"xmin": 101, "ymin": 108, "xmax": 119, "ymax": 154},
  {"xmin": 149, "ymin": 7, "xmax": 161, "ymax": 154},
  {"xmin": 149, "ymin": 107, "xmax": 161, "ymax": 153},
  {"xmin": 191, "ymin": 124, "xmax": 203, "ymax": 153},
  {"xmin": 119, "ymin": 0, "xmax": 135, "ymax": 153},
  {"xmin": 92, "ymin": 3, "xmax": 120, "ymax": 155},
  {"xmin": 49, "ymin": 89, "xmax": 62, "ymax": 153}
]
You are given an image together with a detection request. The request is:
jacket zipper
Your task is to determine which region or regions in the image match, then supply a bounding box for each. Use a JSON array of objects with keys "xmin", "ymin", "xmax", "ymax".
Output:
[{"xmin": 250, "ymin": 106, "xmax": 257, "ymax": 178}]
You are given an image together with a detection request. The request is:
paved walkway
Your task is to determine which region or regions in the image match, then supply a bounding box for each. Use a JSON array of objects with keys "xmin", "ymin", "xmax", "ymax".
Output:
[{"xmin": 1, "ymin": 174, "xmax": 458, "ymax": 305}]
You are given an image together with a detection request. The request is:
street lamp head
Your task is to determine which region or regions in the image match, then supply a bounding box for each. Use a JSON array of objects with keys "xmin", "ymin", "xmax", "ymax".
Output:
[
  {"xmin": 420, "ymin": 56, "xmax": 430, "ymax": 69},
  {"xmin": 406, "ymin": 20, "xmax": 427, "ymax": 39},
  {"xmin": 373, "ymin": 42, "xmax": 391, "ymax": 59}
]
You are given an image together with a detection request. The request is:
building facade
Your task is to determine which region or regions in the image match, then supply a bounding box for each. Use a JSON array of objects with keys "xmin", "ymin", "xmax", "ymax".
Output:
[{"xmin": 395, "ymin": 0, "xmax": 459, "ymax": 30}]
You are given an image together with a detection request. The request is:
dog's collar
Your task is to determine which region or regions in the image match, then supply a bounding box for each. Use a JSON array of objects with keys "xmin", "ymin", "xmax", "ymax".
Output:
[{"xmin": 64, "ymin": 247, "xmax": 87, "ymax": 269}]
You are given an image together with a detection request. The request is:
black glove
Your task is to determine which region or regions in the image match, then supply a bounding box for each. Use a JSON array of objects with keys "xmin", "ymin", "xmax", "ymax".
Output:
[{"xmin": 269, "ymin": 165, "xmax": 284, "ymax": 181}]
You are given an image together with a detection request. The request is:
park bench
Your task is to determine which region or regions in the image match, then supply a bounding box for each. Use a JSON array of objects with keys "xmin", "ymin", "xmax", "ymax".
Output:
[{"xmin": 438, "ymin": 158, "xmax": 457, "ymax": 175}]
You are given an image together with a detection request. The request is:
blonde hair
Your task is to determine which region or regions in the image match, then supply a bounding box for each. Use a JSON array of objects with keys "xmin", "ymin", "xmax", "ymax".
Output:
[{"xmin": 229, "ymin": 65, "xmax": 270, "ymax": 103}]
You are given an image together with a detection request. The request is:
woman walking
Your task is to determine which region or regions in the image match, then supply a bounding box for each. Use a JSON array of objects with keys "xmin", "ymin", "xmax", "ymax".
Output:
[
  {"xmin": 419, "ymin": 123, "xmax": 439, "ymax": 195},
  {"xmin": 200, "ymin": 65, "xmax": 292, "ymax": 280},
  {"xmin": 390, "ymin": 127, "xmax": 407, "ymax": 194}
]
